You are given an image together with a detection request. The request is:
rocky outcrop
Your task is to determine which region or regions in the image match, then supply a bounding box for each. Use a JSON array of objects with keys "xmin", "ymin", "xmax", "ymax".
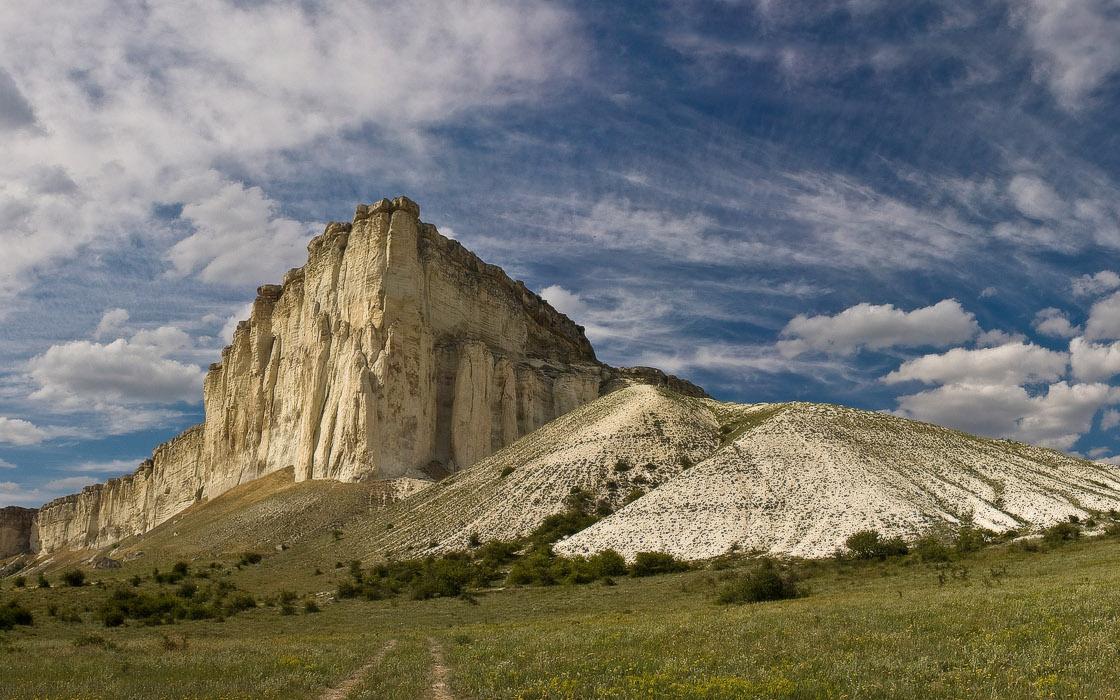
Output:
[
  {"xmin": 32, "ymin": 197, "xmax": 703, "ymax": 554},
  {"xmin": 0, "ymin": 506, "xmax": 35, "ymax": 557}
]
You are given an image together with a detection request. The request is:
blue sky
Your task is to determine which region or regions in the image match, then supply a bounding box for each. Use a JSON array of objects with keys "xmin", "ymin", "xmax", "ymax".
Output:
[{"xmin": 2, "ymin": 0, "xmax": 1120, "ymax": 506}]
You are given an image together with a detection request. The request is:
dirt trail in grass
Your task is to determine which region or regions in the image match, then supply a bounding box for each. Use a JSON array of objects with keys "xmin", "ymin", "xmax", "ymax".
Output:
[
  {"xmin": 428, "ymin": 638, "xmax": 454, "ymax": 700},
  {"xmin": 318, "ymin": 639, "xmax": 398, "ymax": 700}
]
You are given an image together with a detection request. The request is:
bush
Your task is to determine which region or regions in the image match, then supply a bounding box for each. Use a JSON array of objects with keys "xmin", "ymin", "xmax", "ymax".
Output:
[
  {"xmin": 845, "ymin": 530, "xmax": 908, "ymax": 560},
  {"xmin": 0, "ymin": 600, "xmax": 33, "ymax": 630},
  {"xmin": 37, "ymin": 573, "xmax": 50, "ymax": 588},
  {"xmin": 590, "ymin": 550, "xmax": 627, "ymax": 578},
  {"xmin": 499, "ymin": 466, "xmax": 515, "ymax": 479},
  {"xmin": 61, "ymin": 569, "xmax": 87, "ymax": 587},
  {"xmin": 13, "ymin": 576, "xmax": 26, "ymax": 588},
  {"xmin": 303, "ymin": 599, "xmax": 320, "ymax": 614},
  {"xmin": 717, "ymin": 560, "xmax": 802, "ymax": 604},
  {"xmin": 629, "ymin": 552, "xmax": 688, "ymax": 577},
  {"xmin": 238, "ymin": 552, "xmax": 263, "ymax": 567},
  {"xmin": 1043, "ymin": 521, "xmax": 1081, "ymax": 545},
  {"xmin": 954, "ymin": 526, "xmax": 988, "ymax": 554},
  {"xmin": 912, "ymin": 535, "xmax": 952, "ymax": 563}
]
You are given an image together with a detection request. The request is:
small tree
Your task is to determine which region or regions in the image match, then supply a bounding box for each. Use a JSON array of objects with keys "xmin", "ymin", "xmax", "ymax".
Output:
[{"xmin": 61, "ymin": 569, "xmax": 86, "ymax": 587}]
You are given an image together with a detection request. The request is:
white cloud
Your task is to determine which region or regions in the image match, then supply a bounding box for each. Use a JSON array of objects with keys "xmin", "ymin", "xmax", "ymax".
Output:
[
  {"xmin": 0, "ymin": 481, "xmax": 42, "ymax": 506},
  {"xmin": 1017, "ymin": 0, "xmax": 1120, "ymax": 109},
  {"xmin": 778, "ymin": 299, "xmax": 978, "ymax": 357},
  {"xmin": 0, "ymin": 416, "xmax": 47, "ymax": 445},
  {"xmin": 66, "ymin": 458, "xmax": 142, "ymax": 474},
  {"xmin": 1032, "ymin": 307, "xmax": 1081, "ymax": 338},
  {"xmin": 0, "ymin": 0, "xmax": 582, "ymax": 304},
  {"xmin": 28, "ymin": 328, "xmax": 205, "ymax": 409},
  {"xmin": 1084, "ymin": 291, "xmax": 1120, "ymax": 340},
  {"xmin": 1102, "ymin": 409, "xmax": 1120, "ymax": 431},
  {"xmin": 1072, "ymin": 270, "xmax": 1120, "ymax": 298},
  {"xmin": 43, "ymin": 476, "xmax": 98, "ymax": 491},
  {"xmin": 93, "ymin": 308, "xmax": 129, "ymax": 339},
  {"xmin": 883, "ymin": 342, "xmax": 1068, "ymax": 387},
  {"xmin": 1070, "ymin": 337, "xmax": 1120, "ymax": 382},
  {"xmin": 165, "ymin": 177, "xmax": 316, "ymax": 287},
  {"xmin": 220, "ymin": 302, "xmax": 255, "ymax": 344},
  {"xmin": 0, "ymin": 458, "xmax": 15, "ymax": 469},
  {"xmin": 1097, "ymin": 456, "xmax": 1120, "ymax": 466},
  {"xmin": 895, "ymin": 381, "xmax": 1119, "ymax": 449},
  {"xmin": 1008, "ymin": 174, "xmax": 1065, "ymax": 220}
]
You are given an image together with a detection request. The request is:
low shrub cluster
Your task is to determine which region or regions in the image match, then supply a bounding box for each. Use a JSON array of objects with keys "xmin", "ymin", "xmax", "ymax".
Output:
[
  {"xmin": 717, "ymin": 559, "xmax": 803, "ymax": 604},
  {"xmin": 0, "ymin": 600, "xmax": 33, "ymax": 630},
  {"xmin": 336, "ymin": 491, "xmax": 689, "ymax": 601},
  {"xmin": 100, "ymin": 569, "xmax": 255, "ymax": 627},
  {"xmin": 844, "ymin": 530, "xmax": 909, "ymax": 560}
]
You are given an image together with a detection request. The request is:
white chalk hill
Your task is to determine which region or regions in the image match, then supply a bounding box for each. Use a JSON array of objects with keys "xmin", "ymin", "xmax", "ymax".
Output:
[{"xmin": 358, "ymin": 384, "xmax": 1120, "ymax": 560}]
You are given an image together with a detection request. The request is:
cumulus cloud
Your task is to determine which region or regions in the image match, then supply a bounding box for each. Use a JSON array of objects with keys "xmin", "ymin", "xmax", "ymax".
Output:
[
  {"xmin": 778, "ymin": 299, "xmax": 978, "ymax": 357},
  {"xmin": 93, "ymin": 308, "xmax": 129, "ymax": 339},
  {"xmin": 895, "ymin": 381, "xmax": 1119, "ymax": 449},
  {"xmin": 883, "ymin": 342, "xmax": 1068, "ymax": 387},
  {"xmin": 1017, "ymin": 0, "xmax": 1120, "ymax": 109},
  {"xmin": 1084, "ymin": 291, "xmax": 1120, "ymax": 340},
  {"xmin": 1032, "ymin": 307, "xmax": 1081, "ymax": 338},
  {"xmin": 0, "ymin": 416, "xmax": 47, "ymax": 445},
  {"xmin": 0, "ymin": 0, "xmax": 582, "ymax": 304},
  {"xmin": 166, "ymin": 178, "xmax": 317, "ymax": 287},
  {"xmin": 0, "ymin": 458, "xmax": 15, "ymax": 469},
  {"xmin": 1072, "ymin": 270, "xmax": 1120, "ymax": 298},
  {"xmin": 1070, "ymin": 337, "xmax": 1120, "ymax": 382},
  {"xmin": 220, "ymin": 302, "xmax": 255, "ymax": 344},
  {"xmin": 28, "ymin": 328, "xmax": 205, "ymax": 409},
  {"xmin": 1008, "ymin": 174, "xmax": 1066, "ymax": 220}
]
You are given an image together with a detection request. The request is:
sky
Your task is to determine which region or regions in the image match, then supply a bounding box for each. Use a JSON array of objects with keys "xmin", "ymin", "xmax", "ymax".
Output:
[{"xmin": 2, "ymin": 0, "xmax": 1120, "ymax": 506}]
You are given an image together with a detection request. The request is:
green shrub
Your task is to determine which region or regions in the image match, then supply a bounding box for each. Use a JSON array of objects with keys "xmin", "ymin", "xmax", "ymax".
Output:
[
  {"xmin": 37, "ymin": 573, "xmax": 50, "ymax": 588},
  {"xmin": 0, "ymin": 600, "xmax": 33, "ymax": 630},
  {"xmin": 13, "ymin": 576, "xmax": 26, "ymax": 588},
  {"xmin": 500, "ymin": 466, "xmax": 515, "ymax": 478},
  {"xmin": 590, "ymin": 550, "xmax": 627, "ymax": 578},
  {"xmin": 717, "ymin": 560, "xmax": 802, "ymax": 604},
  {"xmin": 61, "ymin": 569, "xmax": 87, "ymax": 587},
  {"xmin": 954, "ymin": 526, "xmax": 988, "ymax": 554},
  {"xmin": 1043, "ymin": 521, "xmax": 1081, "ymax": 545},
  {"xmin": 913, "ymin": 535, "xmax": 952, "ymax": 563},
  {"xmin": 629, "ymin": 552, "xmax": 689, "ymax": 577},
  {"xmin": 845, "ymin": 530, "xmax": 908, "ymax": 560},
  {"xmin": 238, "ymin": 552, "xmax": 263, "ymax": 566},
  {"xmin": 304, "ymin": 599, "xmax": 320, "ymax": 613},
  {"xmin": 614, "ymin": 459, "xmax": 632, "ymax": 472}
]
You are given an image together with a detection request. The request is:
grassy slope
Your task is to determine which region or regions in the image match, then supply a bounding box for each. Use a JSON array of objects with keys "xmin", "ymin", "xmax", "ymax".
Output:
[{"xmin": 3, "ymin": 533, "xmax": 1120, "ymax": 698}]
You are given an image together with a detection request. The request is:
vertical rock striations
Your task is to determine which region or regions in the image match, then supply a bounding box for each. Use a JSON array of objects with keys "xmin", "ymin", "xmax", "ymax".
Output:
[{"xmin": 31, "ymin": 197, "xmax": 700, "ymax": 554}]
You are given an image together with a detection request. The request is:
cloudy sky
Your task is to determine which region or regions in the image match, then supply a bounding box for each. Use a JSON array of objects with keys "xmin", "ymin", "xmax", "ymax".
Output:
[{"xmin": 2, "ymin": 0, "xmax": 1120, "ymax": 506}]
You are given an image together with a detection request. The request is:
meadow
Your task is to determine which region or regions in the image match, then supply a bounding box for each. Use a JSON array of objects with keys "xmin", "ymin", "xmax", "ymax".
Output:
[{"xmin": 3, "ymin": 529, "xmax": 1120, "ymax": 699}]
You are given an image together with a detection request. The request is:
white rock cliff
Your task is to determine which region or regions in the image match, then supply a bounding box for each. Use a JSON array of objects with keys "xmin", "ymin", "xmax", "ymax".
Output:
[{"xmin": 29, "ymin": 197, "xmax": 704, "ymax": 554}]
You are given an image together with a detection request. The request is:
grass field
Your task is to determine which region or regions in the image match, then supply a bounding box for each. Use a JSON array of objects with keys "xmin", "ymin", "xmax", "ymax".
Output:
[{"xmin": 4, "ymin": 530, "xmax": 1120, "ymax": 698}]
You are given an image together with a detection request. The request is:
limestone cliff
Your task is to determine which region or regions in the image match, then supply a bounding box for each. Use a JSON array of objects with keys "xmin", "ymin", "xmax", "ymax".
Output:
[
  {"xmin": 0, "ymin": 506, "xmax": 35, "ymax": 558},
  {"xmin": 31, "ymin": 197, "xmax": 704, "ymax": 554}
]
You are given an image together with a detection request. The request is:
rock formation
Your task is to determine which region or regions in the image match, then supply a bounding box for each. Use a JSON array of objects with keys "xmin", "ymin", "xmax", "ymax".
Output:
[
  {"xmin": 0, "ymin": 506, "xmax": 35, "ymax": 558},
  {"xmin": 30, "ymin": 197, "xmax": 704, "ymax": 554}
]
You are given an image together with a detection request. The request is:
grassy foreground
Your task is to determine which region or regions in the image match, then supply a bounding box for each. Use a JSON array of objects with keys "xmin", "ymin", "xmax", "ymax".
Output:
[{"xmin": 4, "ymin": 533, "xmax": 1120, "ymax": 698}]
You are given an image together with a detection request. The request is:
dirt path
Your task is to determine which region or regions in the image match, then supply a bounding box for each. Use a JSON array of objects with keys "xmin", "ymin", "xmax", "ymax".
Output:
[
  {"xmin": 428, "ymin": 638, "xmax": 454, "ymax": 700},
  {"xmin": 318, "ymin": 639, "xmax": 398, "ymax": 700}
]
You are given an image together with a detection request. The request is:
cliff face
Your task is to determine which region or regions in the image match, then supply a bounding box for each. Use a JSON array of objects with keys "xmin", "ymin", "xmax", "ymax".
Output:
[
  {"xmin": 33, "ymin": 197, "xmax": 697, "ymax": 554},
  {"xmin": 0, "ymin": 506, "xmax": 35, "ymax": 557}
]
